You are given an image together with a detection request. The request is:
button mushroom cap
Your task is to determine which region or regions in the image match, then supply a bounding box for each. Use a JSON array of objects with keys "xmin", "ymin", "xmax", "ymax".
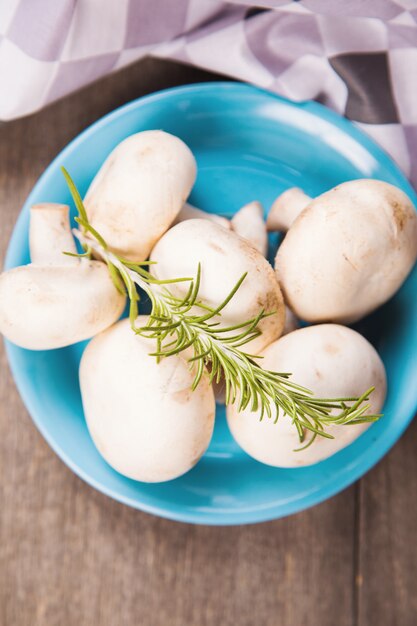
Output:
[
  {"xmin": 0, "ymin": 203, "xmax": 125, "ymax": 350},
  {"xmin": 227, "ymin": 324, "xmax": 387, "ymax": 468},
  {"xmin": 79, "ymin": 317, "xmax": 216, "ymax": 482},
  {"xmin": 150, "ymin": 219, "xmax": 285, "ymax": 355},
  {"xmin": 275, "ymin": 179, "xmax": 417, "ymax": 323},
  {"xmin": 84, "ymin": 130, "xmax": 197, "ymax": 262}
]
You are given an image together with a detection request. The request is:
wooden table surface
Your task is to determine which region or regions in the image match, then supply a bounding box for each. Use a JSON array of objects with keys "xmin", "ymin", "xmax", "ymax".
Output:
[{"xmin": 1, "ymin": 58, "xmax": 416, "ymax": 626}]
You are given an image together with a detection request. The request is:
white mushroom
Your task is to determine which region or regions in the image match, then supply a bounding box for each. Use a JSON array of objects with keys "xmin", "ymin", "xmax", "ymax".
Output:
[
  {"xmin": 80, "ymin": 317, "xmax": 216, "ymax": 482},
  {"xmin": 266, "ymin": 187, "xmax": 311, "ymax": 232},
  {"xmin": 227, "ymin": 324, "xmax": 386, "ymax": 467},
  {"xmin": 231, "ymin": 201, "xmax": 268, "ymax": 256},
  {"xmin": 0, "ymin": 203, "xmax": 125, "ymax": 350},
  {"xmin": 84, "ymin": 130, "xmax": 197, "ymax": 262},
  {"xmin": 150, "ymin": 219, "xmax": 285, "ymax": 354},
  {"xmin": 175, "ymin": 202, "xmax": 231, "ymax": 230},
  {"xmin": 275, "ymin": 179, "xmax": 417, "ymax": 323}
]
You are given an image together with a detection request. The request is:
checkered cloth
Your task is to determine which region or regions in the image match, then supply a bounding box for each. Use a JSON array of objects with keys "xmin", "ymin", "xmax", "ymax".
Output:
[{"xmin": 1, "ymin": 1, "xmax": 416, "ymax": 184}]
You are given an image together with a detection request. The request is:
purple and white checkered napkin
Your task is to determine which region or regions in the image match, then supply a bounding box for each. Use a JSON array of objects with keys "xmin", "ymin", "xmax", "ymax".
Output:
[{"xmin": 1, "ymin": 1, "xmax": 416, "ymax": 184}]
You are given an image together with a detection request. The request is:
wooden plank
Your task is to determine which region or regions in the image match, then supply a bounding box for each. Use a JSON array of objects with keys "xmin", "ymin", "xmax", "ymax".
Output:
[
  {"xmin": 357, "ymin": 418, "xmax": 417, "ymax": 626},
  {"xmin": 0, "ymin": 57, "xmax": 357, "ymax": 626}
]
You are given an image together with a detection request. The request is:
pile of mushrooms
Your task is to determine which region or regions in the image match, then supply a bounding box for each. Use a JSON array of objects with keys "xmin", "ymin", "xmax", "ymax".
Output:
[{"xmin": 0, "ymin": 129, "xmax": 416, "ymax": 482}]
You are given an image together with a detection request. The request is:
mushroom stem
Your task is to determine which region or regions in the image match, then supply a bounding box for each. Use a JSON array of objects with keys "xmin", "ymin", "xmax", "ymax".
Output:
[
  {"xmin": 175, "ymin": 203, "xmax": 231, "ymax": 230},
  {"xmin": 30, "ymin": 203, "xmax": 78, "ymax": 266},
  {"xmin": 231, "ymin": 201, "xmax": 268, "ymax": 256},
  {"xmin": 267, "ymin": 188, "xmax": 311, "ymax": 232}
]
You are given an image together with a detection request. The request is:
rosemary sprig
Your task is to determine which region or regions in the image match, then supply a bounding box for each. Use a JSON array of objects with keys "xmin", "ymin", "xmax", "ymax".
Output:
[{"xmin": 62, "ymin": 167, "xmax": 381, "ymax": 444}]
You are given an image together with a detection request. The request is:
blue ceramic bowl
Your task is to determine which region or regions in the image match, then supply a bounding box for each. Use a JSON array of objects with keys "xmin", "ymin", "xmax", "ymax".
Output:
[{"xmin": 5, "ymin": 83, "xmax": 417, "ymax": 525}]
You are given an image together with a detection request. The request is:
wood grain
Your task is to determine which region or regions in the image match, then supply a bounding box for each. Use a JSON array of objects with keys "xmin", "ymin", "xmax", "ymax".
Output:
[
  {"xmin": 0, "ymin": 57, "xmax": 415, "ymax": 626},
  {"xmin": 357, "ymin": 417, "xmax": 417, "ymax": 626}
]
